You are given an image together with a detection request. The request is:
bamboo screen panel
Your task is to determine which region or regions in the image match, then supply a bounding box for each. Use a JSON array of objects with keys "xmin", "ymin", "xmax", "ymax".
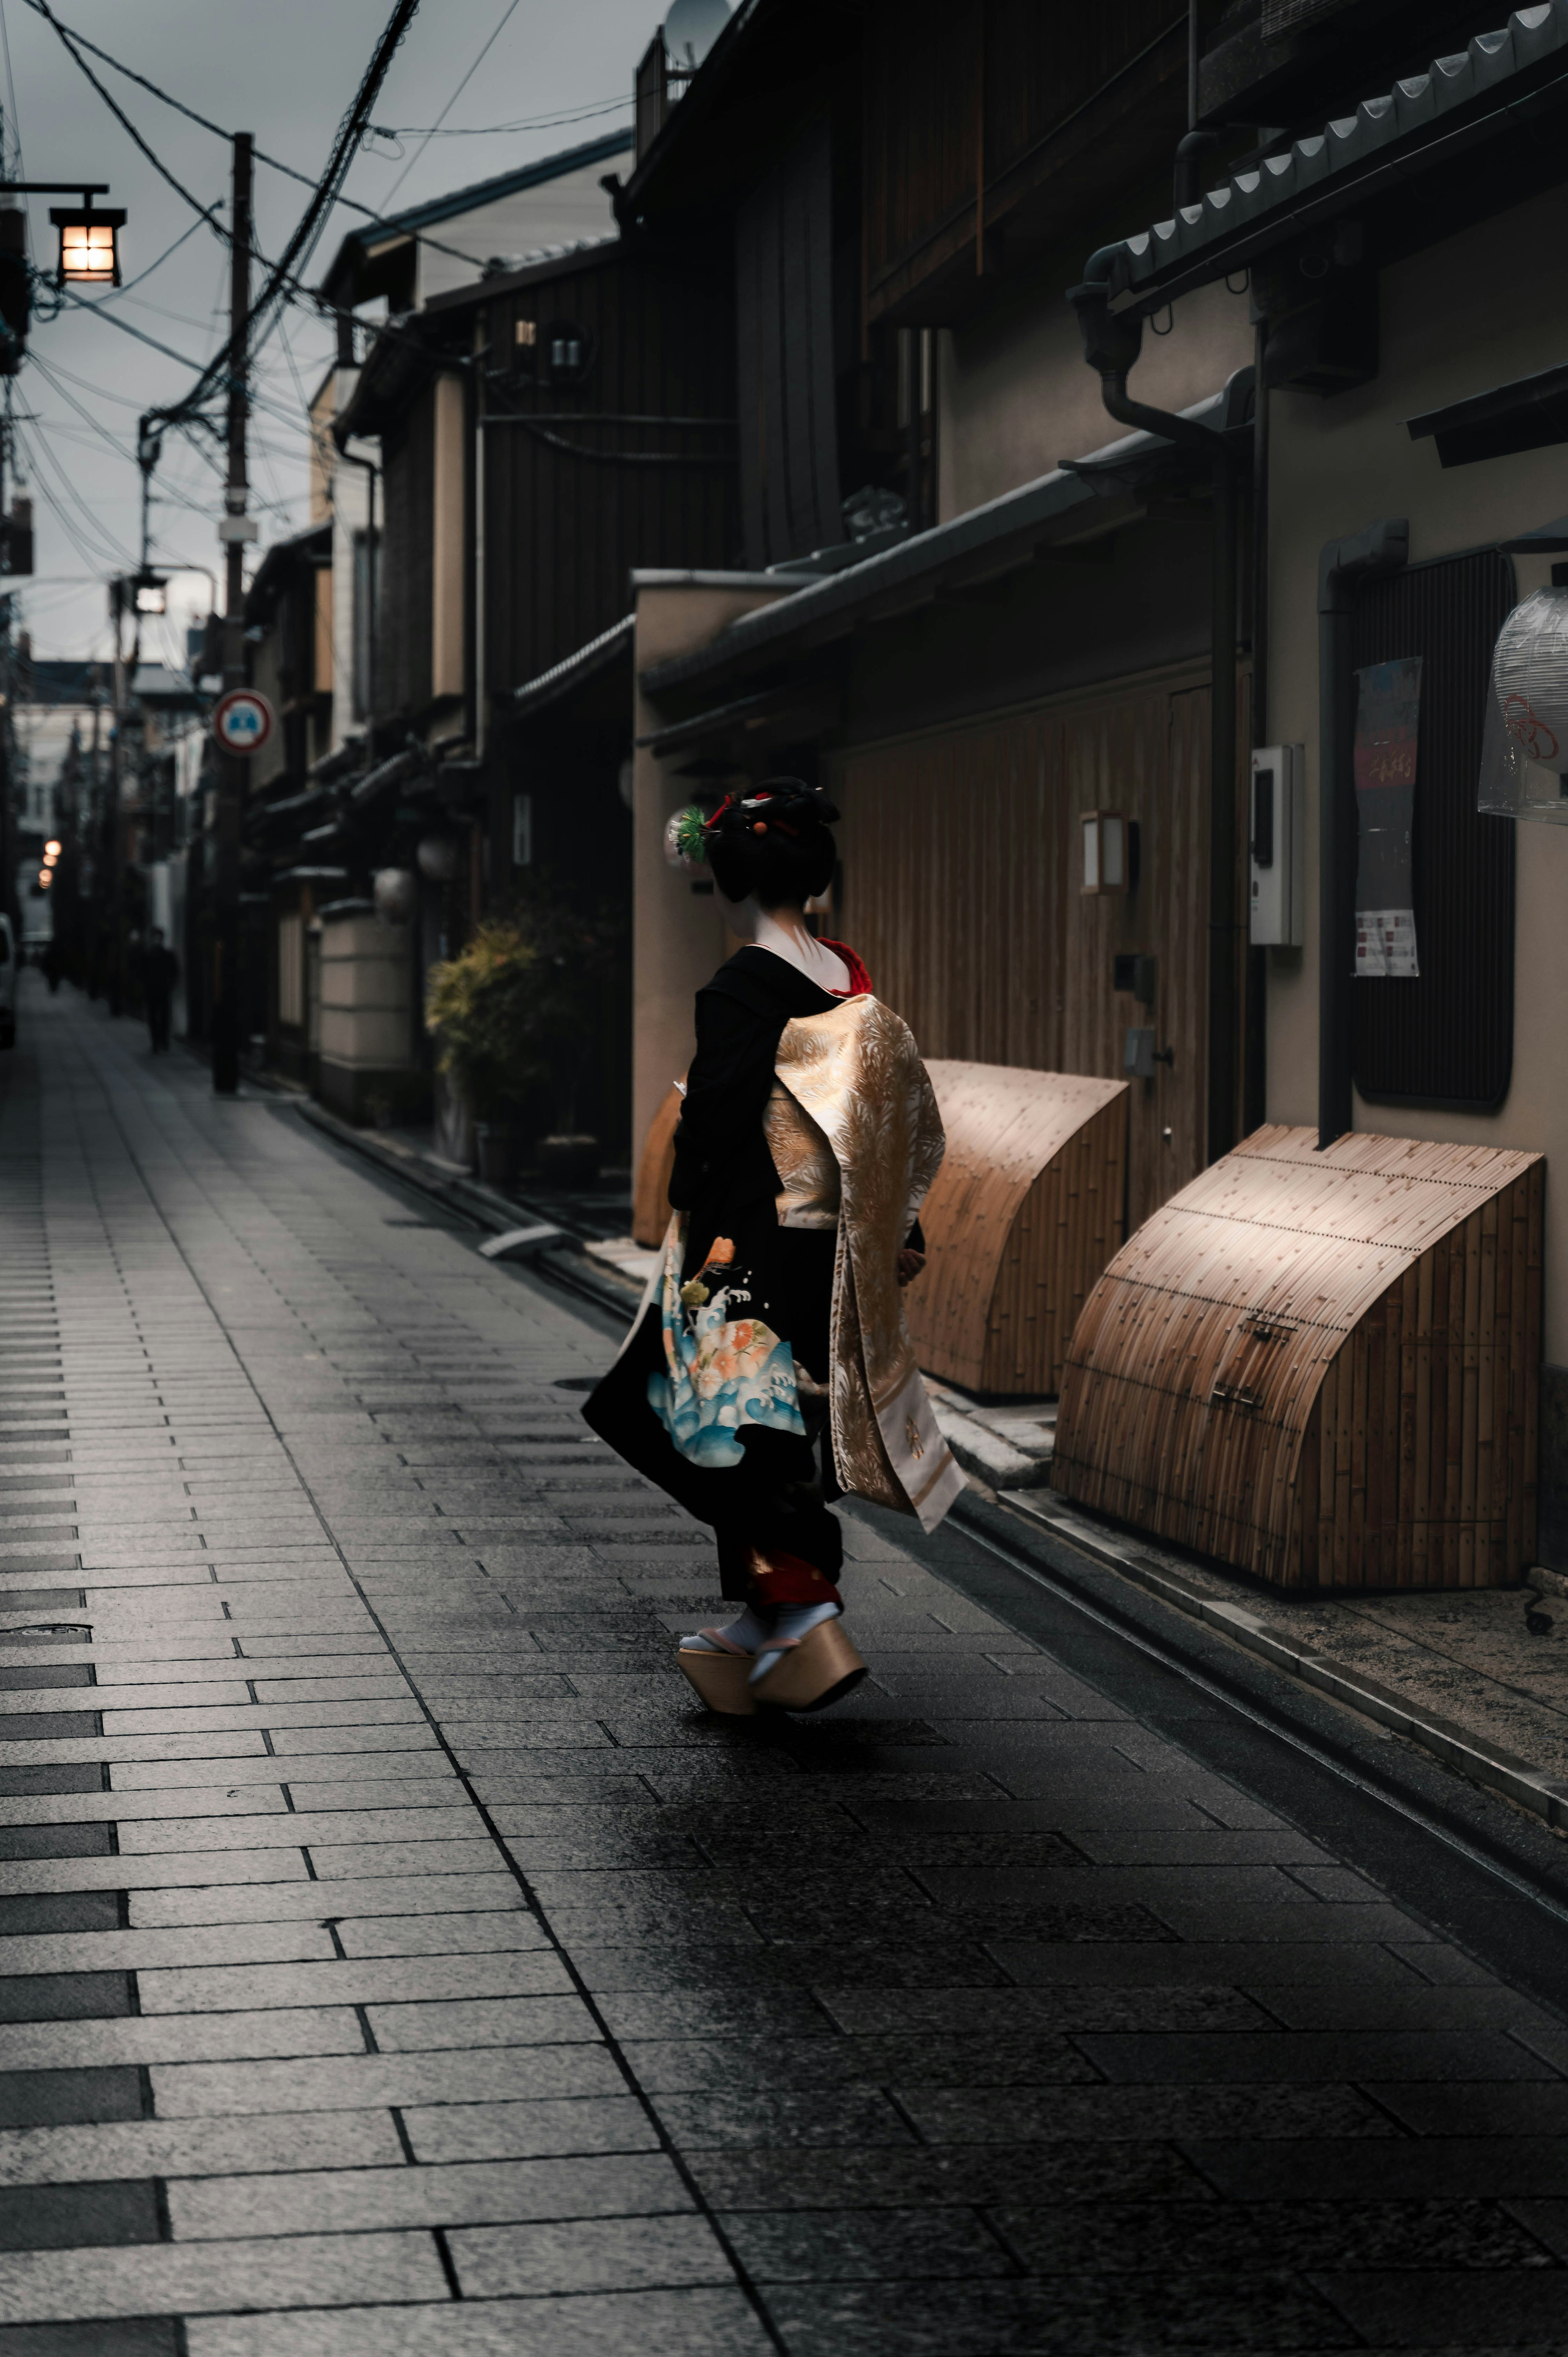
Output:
[
  {"xmin": 905, "ymin": 1062, "xmax": 1127, "ymax": 1398},
  {"xmin": 1054, "ymin": 1126, "xmax": 1542, "ymax": 1592},
  {"xmin": 835, "ymin": 669, "xmax": 1215, "ymax": 1234}
]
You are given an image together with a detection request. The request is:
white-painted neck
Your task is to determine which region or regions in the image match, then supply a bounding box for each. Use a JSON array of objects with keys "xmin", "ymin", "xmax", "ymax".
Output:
[{"xmin": 717, "ymin": 894, "xmax": 849, "ymax": 994}]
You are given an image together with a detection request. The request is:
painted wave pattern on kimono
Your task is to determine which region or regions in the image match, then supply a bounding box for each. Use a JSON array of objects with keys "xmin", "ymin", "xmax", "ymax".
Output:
[{"xmin": 646, "ymin": 1228, "xmax": 807, "ymax": 1468}]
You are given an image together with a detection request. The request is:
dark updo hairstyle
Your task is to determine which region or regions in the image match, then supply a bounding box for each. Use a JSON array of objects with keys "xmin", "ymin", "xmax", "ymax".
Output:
[{"xmin": 702, "ymin": 778, "xmax": 840, "ymax": 910}]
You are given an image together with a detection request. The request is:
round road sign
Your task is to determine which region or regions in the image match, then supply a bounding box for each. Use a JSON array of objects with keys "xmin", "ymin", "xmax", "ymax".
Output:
[{"xmin": 211, "ymin": 687, "xmax": 275, "ymax": 757}]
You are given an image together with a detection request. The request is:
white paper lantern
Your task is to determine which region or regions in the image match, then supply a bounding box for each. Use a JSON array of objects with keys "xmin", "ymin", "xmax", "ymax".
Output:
[
  {"xmin": 1491, "ymin": 588, "xmax": 1568, "ymax": 773},
  {"xmin": 373, "ymin": 867, "xmax": 416, "ymax": 926},
  {"xmin": 416, "ymin": 835, "xmax": 459, "ymax": 883}
]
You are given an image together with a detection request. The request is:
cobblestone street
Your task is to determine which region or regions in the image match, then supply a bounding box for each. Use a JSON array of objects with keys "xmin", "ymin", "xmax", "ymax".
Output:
[{"xmin": 7, "ymin": 978, "xmax": 1568, "ymax": 2353}]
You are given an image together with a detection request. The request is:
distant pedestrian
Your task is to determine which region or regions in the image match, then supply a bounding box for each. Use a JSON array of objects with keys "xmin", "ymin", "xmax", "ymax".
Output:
[
  {"xmin": 143, "ymin": 927, "xmax": 179, "ymax": 1054},
  {"xmin": 39, "ymin": 940, "xmax": 62, "ymax": 995}
]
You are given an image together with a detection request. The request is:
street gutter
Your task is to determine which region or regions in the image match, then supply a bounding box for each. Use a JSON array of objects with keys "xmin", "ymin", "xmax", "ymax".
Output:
[
  {"xmin": 989, "ymin": 1484, "xmax": 1568, "ymax": 1838},
  {"xmin": 291, "ymin": 1098, "xmax": 645, "ymax": 1321},
  {"xmin": 285, "ymin": 1088, "xmax": 1568, "ymax": 1859}
]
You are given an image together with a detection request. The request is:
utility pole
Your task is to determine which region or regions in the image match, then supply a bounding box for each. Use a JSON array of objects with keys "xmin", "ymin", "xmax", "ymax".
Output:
[{"xmin": 212, "ymin": 131, "xmax": 253, "ymax": 1096}]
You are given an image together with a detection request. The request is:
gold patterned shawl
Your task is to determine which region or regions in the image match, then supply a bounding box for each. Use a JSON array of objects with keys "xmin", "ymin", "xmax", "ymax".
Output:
[{"xmin": 770, "ymin": 997, "xmax": 964, "ymax": 1534}]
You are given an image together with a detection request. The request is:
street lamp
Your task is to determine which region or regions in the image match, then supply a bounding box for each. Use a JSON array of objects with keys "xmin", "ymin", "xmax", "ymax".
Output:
[{"xmin": 51, "ymin": 205, "xmax": 125, "ymax": 287}]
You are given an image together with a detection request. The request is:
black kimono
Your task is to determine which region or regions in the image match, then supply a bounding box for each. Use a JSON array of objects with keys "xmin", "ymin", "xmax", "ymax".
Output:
[{"xmin": 584, "ymin": 945, "xmax": 855, "ymax": 1607}]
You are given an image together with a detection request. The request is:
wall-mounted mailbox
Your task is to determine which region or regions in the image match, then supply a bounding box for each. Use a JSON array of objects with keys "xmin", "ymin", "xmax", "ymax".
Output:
[
  {"xmin": 1112, "ymin": 952, "xmax": 1156, "ymax": 1006},
  {"xmin": 1249, "ymin": 744, "xmax": 1303, "ymax": 947}
]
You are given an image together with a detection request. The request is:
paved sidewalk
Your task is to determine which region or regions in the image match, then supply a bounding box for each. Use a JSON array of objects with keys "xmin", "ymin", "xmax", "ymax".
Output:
[{"xmin": 5, "ymin": 978, "xmax": 1568, "ymax": 2353}]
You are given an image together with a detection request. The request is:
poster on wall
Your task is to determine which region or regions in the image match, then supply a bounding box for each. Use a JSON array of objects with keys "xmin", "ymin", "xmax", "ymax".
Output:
[{"xmin": 1353, "ymin": 655, "xmax": 1423, "ymax": 978}]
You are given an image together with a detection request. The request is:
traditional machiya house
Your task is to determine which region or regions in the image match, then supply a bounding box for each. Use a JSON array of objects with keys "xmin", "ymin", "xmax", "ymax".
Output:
[
  {"xmin": 291, "ymin": 135, "xmax": 737, "ymax": 1156},
  {"xmin": 241, "ymin": 521, "xmax": 336, "ymax": 1088},
  {"xmin": 622, "ymin": 2, "xmax": 1256, "ymax": 1271},
  {"xmin": 616, "ymin": 0, "xmax": 1568, "ymax": 1596},
  {"xmin": 1042, "ymin": 0, "xmax": 1568, "ymax": 1596},
  {"xmin": 250, "ymin": 134, "xmax": 637, "ymax": 1131}
]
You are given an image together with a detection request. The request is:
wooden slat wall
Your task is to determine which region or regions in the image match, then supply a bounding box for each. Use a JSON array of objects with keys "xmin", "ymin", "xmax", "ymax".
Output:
[
  {"xmin": 484, "ymin": 253, "xmax": 739, "ymax": 696},
  {"xmin": 1054, "ymin": 1126, "xmax": 1543, "ymax": 1591},
  {"xmin": 834, "ymin": 666, "xmax": 1222, "ymax": 1236},
  {"xmin": 905, "ymin": 1062, "xmax": 1127, "ymax": 1397},
  {"xmin": 861, "ymin": 0, "xmax": 1184, "ymax": 323},
  {"xmin": 736, "ymin": 113, "xmax": 842, "ymax": 566}
]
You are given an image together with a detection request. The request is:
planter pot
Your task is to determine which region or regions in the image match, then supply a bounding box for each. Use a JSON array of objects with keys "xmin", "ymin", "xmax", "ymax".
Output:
[
  {"xmin": 475, "ymin": 1122, "xmax": 526, "ymax": 1187},
  {"xmin": 537, "ymin": 1132, "xmax": 600, "ymax": 1188}
]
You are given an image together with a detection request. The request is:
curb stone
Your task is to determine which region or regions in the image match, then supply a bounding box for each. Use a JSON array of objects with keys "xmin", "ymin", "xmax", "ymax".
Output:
[{"xmin": 980, "ymin": 1484, "xmax": 1568, "ymax": 1842}]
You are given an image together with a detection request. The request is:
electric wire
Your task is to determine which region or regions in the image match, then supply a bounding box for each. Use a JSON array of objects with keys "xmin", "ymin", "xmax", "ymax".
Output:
[
  {"xmin": 0, "ymin": 0, "xmax": 26, "ymax": 180},
  {"xmin": 369, "ymin": 97, "xmax": 630, "ymax": 138},
  {"xmin": 377, "ymin": 0, "xmax": 524, "ymax": 208},
  {"xmin": 24, "ymin": 0, "xmax": 227, "ymax": 238},
  {"xmin": 12, "ymin": 0, "xmax": 508, "ymax": 270},
  {"xmin": 145, "ymin": 0, "xmax": 425, "ymax": 434}
]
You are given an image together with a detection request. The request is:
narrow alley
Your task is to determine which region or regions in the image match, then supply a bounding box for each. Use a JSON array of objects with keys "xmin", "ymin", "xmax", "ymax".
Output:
[{"xmin": 1, "ymin": 979, "xmax": 1568, "ymax": 2350}]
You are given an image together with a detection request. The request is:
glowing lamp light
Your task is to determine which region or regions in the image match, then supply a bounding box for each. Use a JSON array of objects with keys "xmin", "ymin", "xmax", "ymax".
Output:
[
  {"xmin": 51, "ymin": 207, "xmax": 125, "ymax": 287},
  {"xmin": 134, "ymin": 576, "xmax": 167, "ymax": 615},
  {"xmin": 44, "ymin": 840, "xmax": 60, "ymax": 860},
  {"xmin": 1081, "ymin": 810, "xmax": 1128, "ymax": 896},
  {"xmin": 37, "ymin": 869, "xmax": 51, "ymax": 889}
]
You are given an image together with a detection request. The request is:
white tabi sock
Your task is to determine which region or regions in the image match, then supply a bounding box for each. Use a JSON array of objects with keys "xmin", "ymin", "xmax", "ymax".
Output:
[
  {"xmin": 682, "ymin": 1606, "xmax": 770, "ymax": 1655},
  {"xmin": 749, "ymin": 1599, "xmax": 841, "ymax": 1683}
]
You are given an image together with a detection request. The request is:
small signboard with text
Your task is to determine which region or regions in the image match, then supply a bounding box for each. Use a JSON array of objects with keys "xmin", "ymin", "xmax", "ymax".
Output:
[{"xmin": 1353, "ymin": 655, "xmax": 1422, "ymax": 978}]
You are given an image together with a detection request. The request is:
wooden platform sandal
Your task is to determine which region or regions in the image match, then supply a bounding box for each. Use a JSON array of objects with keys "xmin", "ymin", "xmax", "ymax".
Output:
[
  {"xmin": 749, "ymin": 1618, "xmax": 868, "ymax": 1713},
  {"xmin": 677, "ymin": 1629, "xmax": 758, "ymax": 1716}
]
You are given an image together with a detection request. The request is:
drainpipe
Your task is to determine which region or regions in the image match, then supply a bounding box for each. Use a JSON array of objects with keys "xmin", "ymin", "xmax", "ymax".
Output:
[
  {"xmin": 1244, "ymin": 318, "xmax": 1271, "ymax": 1138},
  {"xmin": 1068, "ymin": 250, "xmax": 1244, "ymax": 1165},
  {"xmin": 1317, "ymin": 519, "xmax": 1408, "ymax": 1150}
]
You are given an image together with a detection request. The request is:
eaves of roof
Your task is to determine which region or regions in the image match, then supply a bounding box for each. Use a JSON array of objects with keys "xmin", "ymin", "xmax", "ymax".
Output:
[
  {"xmin": 638, "ymin": 375, "xmax": 1251, "ymax": 703},
  {"xmin": 246, "ymin": 520, "xmax": 333, "ymax": 621},
  {"xmin": 510, "ymin": 614, "xmax": 634, "ymax": 722},
  {"xmin": 421, "ymin": 231, "xmax": 621, "ymax": 318},
  {"xmin": 318, "ymin": 128, "xmax": 633, "ymax": 296},
  {"xmin": 332, "ymin": 318, "xmax": 450, "ymax": 448},
  {"xmin": 1107, "ymin": 2, "xmax": 1568, "ymax": 312}
]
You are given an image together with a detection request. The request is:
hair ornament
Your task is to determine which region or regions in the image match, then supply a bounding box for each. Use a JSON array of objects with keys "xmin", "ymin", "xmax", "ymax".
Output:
[{"xmin": 663, "ymin": 804, "xmax": 712, "ymax": 874}]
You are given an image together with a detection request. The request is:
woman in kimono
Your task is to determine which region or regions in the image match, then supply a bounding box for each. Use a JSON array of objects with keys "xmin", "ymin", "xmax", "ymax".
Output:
[{"xmin": 585, "ymin": 779, "xmax": 963, "ymax": 1713}]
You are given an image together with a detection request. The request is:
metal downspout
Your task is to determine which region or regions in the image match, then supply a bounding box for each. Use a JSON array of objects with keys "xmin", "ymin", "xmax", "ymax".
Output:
[
  {"xmin": 1316, "ymin": 518, "xmax": 1408, "ymax": 1150},
  {"xmin": 1244, "ymin": 320, "xmax": 1270, "ymax": 1137},
  {"xmin": 1067, "ymin": 250, "xmax": 1245, "ymax": 1165}
]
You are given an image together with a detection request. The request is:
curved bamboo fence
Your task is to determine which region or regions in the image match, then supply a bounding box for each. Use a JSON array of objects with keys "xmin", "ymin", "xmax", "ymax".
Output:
[
  {"xmin": 1053, "ymin": 1125, "xmax": 1543, "ymax": 1591},
  {"xmin": 904, "ymin": 1063, "xmax": 1129, "ymax": 1398}
]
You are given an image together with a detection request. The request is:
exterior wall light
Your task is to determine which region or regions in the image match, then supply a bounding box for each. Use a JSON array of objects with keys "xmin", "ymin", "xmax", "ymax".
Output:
[
  {"xmin": 1081, "ymin": 809, "xmax": 1137, "ymax": 896},
  {"xmin": 52, "ymin": 206, "xmax": 126, "ymax": 287}
]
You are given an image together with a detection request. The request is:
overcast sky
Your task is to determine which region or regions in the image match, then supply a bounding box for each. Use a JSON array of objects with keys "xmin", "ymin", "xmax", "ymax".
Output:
[{"xmin": 4, "ymin": 0, "xmax": 666, "ymax": 663}]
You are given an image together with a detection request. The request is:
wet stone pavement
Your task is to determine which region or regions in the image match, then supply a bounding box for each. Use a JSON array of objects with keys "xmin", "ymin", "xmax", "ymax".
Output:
[{"xmin": 5, "ymin": 981, "xmax": 1568, "ymax": 2354}]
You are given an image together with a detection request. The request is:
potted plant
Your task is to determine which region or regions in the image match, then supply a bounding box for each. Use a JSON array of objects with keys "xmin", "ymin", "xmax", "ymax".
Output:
[
  {"xmin": 425, "ymin": 920, "xmax": 549, "ymax": 1187},
  {"xmin": 427, "ymin": 891, "xmax": 623, "ymax": 1190}
]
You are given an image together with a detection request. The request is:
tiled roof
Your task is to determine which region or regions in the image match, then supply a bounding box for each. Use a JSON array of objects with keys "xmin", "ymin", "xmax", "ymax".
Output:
[{"xmin": 1113, "ymin": 3, "xmax": 1568, "ymax": 303}]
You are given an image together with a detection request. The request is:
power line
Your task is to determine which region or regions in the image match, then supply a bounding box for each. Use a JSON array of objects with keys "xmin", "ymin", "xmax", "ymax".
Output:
[
  {"xmin": 24, "ymin": 0, "xmax": 227, "ymax": 240},
  {"xmin": 12, "ymin": 0, "xmax": 489, "ymax": 271},
  {"xmin": 147, "ymin": 0, "xmax": 424, "ymax": 434},
  {"xmin": 378, "ymin": 0, "xmax": 524, "ymax": 207},
  {"xmin": 370, "ymin": 98, "xmax": 630, "ymax": 138},
  {"xmin": 0, "ymin": 1, "xmax": 26, "ymax": 181}
]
